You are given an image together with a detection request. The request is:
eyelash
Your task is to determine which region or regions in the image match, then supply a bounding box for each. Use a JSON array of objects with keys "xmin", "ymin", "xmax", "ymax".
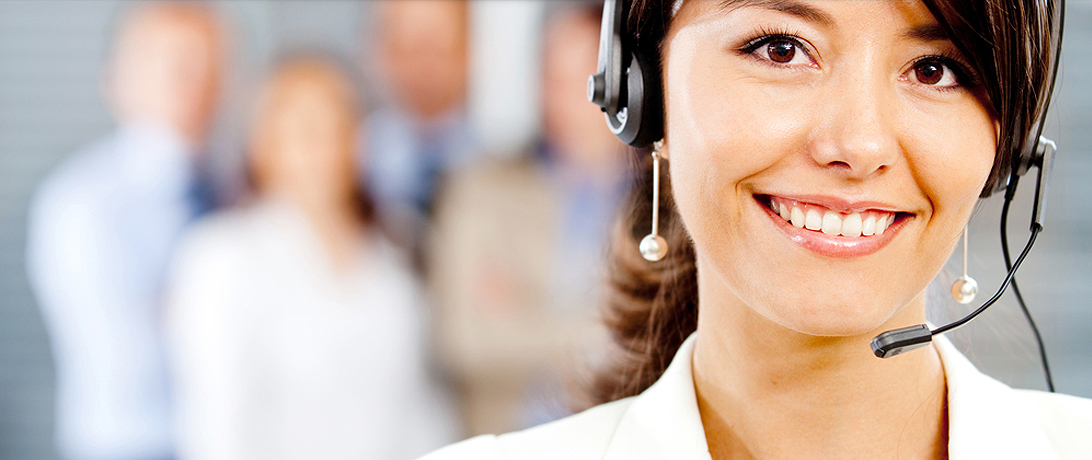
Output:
[
  {"xmin": 738, "ymin": 27, "xmax": 814, "ymax": 67},
  {"xmin": 909, "ymin": 53, "xmax": 981, "ymax": 91},
  {"xmin": 736, "ymin": 29, "xmax": 982, "ymax": 91}
]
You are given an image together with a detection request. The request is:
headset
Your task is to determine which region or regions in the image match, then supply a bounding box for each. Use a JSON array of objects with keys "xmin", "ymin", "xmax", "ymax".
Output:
[
  {"xmin": 587, "ymin": 0, "xmax": 661, "ymax": 147},
  {"xmin": 589, "ymin": 0, "xmax": 1065, "ymax": 391}
]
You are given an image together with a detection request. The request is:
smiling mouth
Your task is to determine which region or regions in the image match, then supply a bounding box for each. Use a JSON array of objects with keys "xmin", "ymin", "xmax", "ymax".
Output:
[{"xmin": 758, "ymin": 195, "xmax": 911, "ymax": 238}]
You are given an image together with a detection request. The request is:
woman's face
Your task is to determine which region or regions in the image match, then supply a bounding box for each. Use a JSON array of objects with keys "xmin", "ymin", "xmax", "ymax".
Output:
[
  {"xmin": 663, "ymin": 0, "xmax": 996, "ymax": 336},
  {"xmin": 253, "ymin": 67, "xmax": 358, "ymax": 210}
]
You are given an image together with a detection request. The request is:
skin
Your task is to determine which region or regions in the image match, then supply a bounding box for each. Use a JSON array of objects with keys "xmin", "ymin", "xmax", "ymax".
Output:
[
  {"xmin": 106, "ymin": 2, "xmax": 225, "ymax": 148},
  {"xmin": 372, "ymin": 0, "xmax": 469, "ymax": 120},
  {"xmin": 249, "ymin": 59, "xmax": 365, "ymax": 271},
  {"xmin": 660, "ymin": 1, "xmax": 997, "ymax": 459}
]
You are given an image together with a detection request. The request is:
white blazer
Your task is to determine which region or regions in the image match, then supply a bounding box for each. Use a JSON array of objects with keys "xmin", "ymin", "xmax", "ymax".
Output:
[{"xmin": 421, "ymin": 333, "xmax": 1092, "ymax": 460}]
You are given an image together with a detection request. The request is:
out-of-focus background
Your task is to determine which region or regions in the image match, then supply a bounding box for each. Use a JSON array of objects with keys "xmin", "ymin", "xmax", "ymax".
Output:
[{"xmin": 0, "ymin": 1, "xmax": 1088, "ymax": 459}]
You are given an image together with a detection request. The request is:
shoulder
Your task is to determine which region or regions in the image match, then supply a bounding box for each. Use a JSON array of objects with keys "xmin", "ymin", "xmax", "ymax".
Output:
[
  {"xmin": 37, "ymin": 135, "xmax": 119, "ymax": 193},
  {"xmin": 938, "ymin": 335, "xmax": 1092, "ymax": 460},
  {"xmin": 1015, "ymin": 389, "xmax": 1092, "ymax": 459},
  {"xmin": 419, "ymin": 397, "xmax": 635, "ymax": 460},
  {"xmin": 165, "ymin": 208, "xmax": 271, "ymax": 329},
  {"xmin": 175, "ymin": 207, "xmax": 255, "ymax": 259},
  {"xmin": 26, "ymin": 136, "xmax": 124, "ymax": 266},
  {"xmin": 448, "ymin": 151, "xmax": 544, "ymax": 193},
  {"xmin": 168, "ymin": 206, "xmax": 267, "ymax": 287},
  {"xmin": 436, "ymin": 153, "xmax": 552, "ymax": 226},
  {"xmin": 362, "ymin": 234, "xmax": 424, "ymax": 300},
  {"xmin": 29, "ymin": 136, "xmax": 118, "ymax": 217}
]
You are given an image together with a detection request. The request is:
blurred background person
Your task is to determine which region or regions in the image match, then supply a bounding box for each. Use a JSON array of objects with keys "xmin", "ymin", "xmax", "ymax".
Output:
[
  {"xmin": 361, "ymin": 0, "xmax": 478, "ymax": 262},
  {"xmin": 165, "ymin": 56, "xmax": 457, "ymax": 460},
  {"xmin": 23, "ymin": 3, "xmax": 226, "ymax": 460},
  {"xmin": 429, "ymin": 2, "xmax": 627, "ymax": 437}
]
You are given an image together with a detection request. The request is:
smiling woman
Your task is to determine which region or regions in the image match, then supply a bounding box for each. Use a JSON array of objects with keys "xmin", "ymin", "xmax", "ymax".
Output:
[
  {"xmin": 418, "ymin": 1, "xmax": 1092, "ymax": 459},
  {"xmin": 658, "ymin": 0, "xmax": 998, "ymax": 345}
]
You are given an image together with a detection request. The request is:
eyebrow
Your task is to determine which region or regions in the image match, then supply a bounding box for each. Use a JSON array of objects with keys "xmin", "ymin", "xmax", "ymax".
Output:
[
  {"xmin": 903, "ymin": 23, "xmax": 951, "ymax": 42},
  {"xmin": 719, "ymin": 0, "xmax": 834, "ymax": 27}
]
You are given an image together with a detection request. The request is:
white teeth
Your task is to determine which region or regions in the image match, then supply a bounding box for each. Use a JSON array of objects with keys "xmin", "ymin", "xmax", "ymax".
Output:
[
  {"xmin": 821, "ymin": 211, "xmax": 841, "ymax": 236},
  {"xmin": 770, "ymin": 198, "xmax": 897, "ymax": 238},
  {"xmin": 805, "ymin": 209, "xmax": 823, "ymax": 231},
  {"xmin": 841, "ymin": 213, "xmax": 862, "ymax": 237},
  {"xmin": 862, "ymin": 216, "xmax": 876, "ymax": 236},
  {"xmin": 790, "ymin": 206, "xmax": 805, "ymax": 228}
]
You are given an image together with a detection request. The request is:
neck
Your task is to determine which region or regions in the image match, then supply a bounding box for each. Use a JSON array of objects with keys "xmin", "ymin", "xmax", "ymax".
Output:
[{"xmin": 692, "ymin": 267, "xmax": 948, "ymax": 460}]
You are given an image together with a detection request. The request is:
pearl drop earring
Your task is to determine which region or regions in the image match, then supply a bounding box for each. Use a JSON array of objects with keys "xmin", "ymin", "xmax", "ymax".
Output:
[
  {"xmin": 951, "ymin": 227, "xmax": 979, "ymax": 304},
  {"xmin": 639, "ymin": 148, "xmax": 668, "ymax": 262}
]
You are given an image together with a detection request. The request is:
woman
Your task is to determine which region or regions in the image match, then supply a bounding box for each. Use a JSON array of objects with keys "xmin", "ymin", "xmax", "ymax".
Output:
[
  {"xmin": 165, "ymin": 56, "xmax": 455, "ymax": 460},
  {"xmin": 422, "ymin": 0, "xmax": 1092, "ymax": 459}
]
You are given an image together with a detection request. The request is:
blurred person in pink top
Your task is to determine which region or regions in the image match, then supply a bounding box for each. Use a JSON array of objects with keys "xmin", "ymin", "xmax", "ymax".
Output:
[{"xmin": 25, "ymin": 3, "xmax": 226, "ymax": 459}]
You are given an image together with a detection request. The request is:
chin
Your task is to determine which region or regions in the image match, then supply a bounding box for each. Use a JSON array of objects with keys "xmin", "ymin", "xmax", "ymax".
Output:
[{"xmin": 757, "ymin": 292, "xmax": 909, "ymax": 339}]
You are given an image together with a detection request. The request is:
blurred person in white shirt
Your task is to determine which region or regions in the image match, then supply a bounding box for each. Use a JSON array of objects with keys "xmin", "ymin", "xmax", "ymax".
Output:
[
  {"xmin": 25, "ymin": 3, "xmax": 226, "ymax": 460},
  {"xmin": 165, "ymin": 55, "xmax": 457, "ymax": 460}
]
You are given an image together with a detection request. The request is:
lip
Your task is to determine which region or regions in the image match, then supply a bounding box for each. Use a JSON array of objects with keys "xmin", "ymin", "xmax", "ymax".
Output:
[{"xmin": 755, "ymin": 194, "xmax": 913, "ymax": 258}]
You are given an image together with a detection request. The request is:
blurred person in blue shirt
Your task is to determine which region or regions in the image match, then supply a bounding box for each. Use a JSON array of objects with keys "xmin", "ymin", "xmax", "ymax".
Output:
[
  {"xmin": 24, "ymin": 3, "xmax": 226, "ymax": 460},
  {"xmin": 429, "ymin": 2, "xmax": 628, "ymax": 437},
  {"xmin": 361, "ymin": 0, "xmax": 478, "ymax": 258}
]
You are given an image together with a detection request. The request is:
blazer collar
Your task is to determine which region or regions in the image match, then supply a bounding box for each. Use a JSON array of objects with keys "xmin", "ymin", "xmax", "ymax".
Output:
[
  {"xmin": 602, "ymin": 335, "xmax": 711, "ymax": 460},
  {"xmin": 934, "ymin": 335, "xmax": 1059, "ymax": 460},
  {"xmin": 601, "ymin": 333, "xmax": 1057, "ymax": 460}
]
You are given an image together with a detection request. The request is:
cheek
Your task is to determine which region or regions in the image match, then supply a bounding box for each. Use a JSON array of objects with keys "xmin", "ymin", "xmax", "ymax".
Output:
[
  {"xmin": 900, "ymin": 102, "xmax": 996, "ymax": 217},
  {"xmin": 668, "ymin": 47, "xmax": 814, "ymax": 158},
  {"xmin": 664, "ymin": 43, "xmax": 816, "ymax": 232}
]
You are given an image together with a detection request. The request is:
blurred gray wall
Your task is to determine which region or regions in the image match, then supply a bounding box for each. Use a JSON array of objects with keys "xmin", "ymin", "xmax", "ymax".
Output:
[
  {"xmin": 1, "ymin": 4, "xmax": 117, "ymax": 457},
  {"xmin": 0, "ymin": 1, "xmax": 1088, "ymax": 459}
]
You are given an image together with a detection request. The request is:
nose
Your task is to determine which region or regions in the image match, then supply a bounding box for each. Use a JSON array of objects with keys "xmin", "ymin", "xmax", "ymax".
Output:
[{"xmin": 808, "ymin": 70, "xmax": 899, "ymax": 180}]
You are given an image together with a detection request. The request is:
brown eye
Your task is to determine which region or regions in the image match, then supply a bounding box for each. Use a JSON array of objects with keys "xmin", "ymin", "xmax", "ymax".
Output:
[
  {"xmin": 741, "ymin": 34, "xmax": 815, "ymax": 67},
  {"xmin": 767, "ymin": 41, "xmax": 796, "ymax": 63},
  {"xmin": 908, "ymin": 59, "xmax": 963, "ymax": 88},
  {"xmin": 914, "ymin": 62, "xmax": 944, "ymax": 85}
]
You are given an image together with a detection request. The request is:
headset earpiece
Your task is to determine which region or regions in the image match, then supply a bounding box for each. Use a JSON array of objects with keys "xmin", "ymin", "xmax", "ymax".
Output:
[
  {"xmin": 613, "ymin": 52, "xmax": 662, "ymax": 147},
  {"xmin": 588, "ymin": 0, "xmax": 663, "ymax": 147}
]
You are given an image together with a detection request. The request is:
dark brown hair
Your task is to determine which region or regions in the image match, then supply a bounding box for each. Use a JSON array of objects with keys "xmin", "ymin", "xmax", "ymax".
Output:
[{"xmin": 588, "ymin": 0, "xmax": 1061, "ymax": 406}]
